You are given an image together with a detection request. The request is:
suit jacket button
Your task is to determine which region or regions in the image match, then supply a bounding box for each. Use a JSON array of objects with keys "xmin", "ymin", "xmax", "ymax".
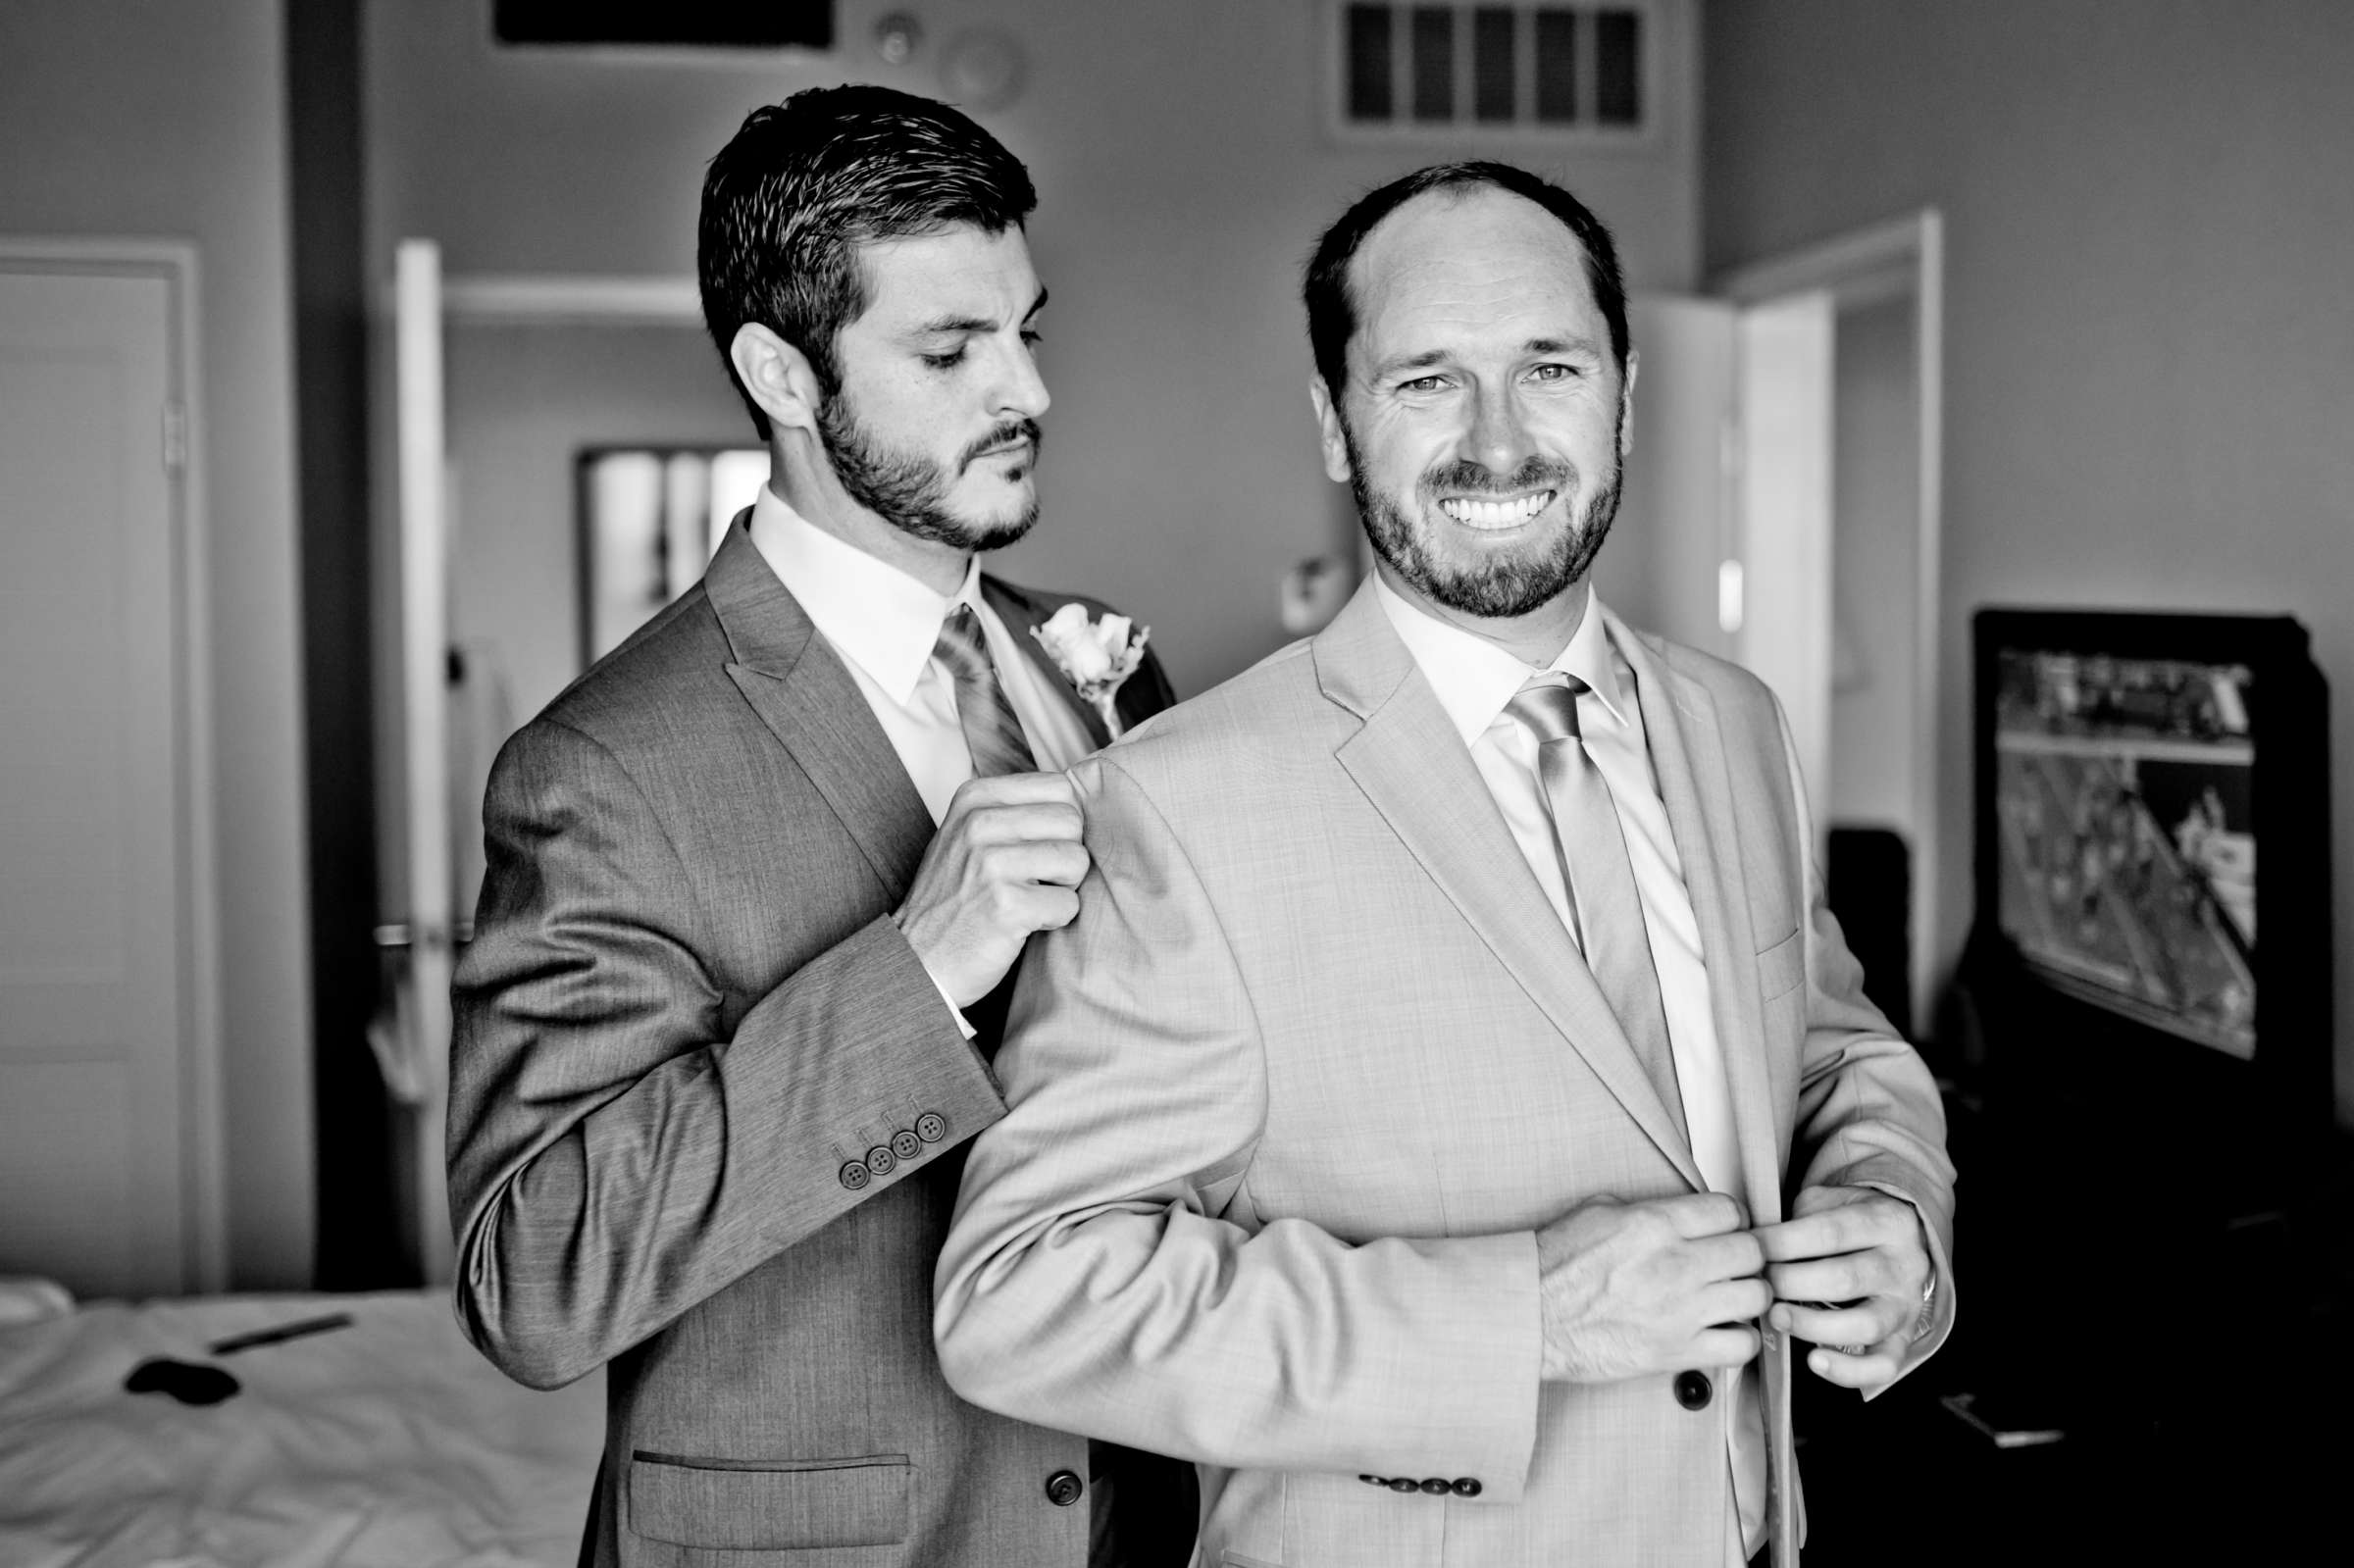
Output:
[
  {"xmin": 1419, "ymin": 1477, "xmax": 1450, "ymax": 1494},
  {"xmin": 1045, "ymin": 1469, "xmax": 1085, "ymax": 1507},
  {"xmin": 838, "ymin": 1160, "xmax": 871, "ymax": 1190},
  {"xmin": 864, "ymin": 1144, "xmax": 896, "ymax": 1176},
  {"xmin": 915, "ymin": 1112, "xmax": 947, "ymax": 1142},
  {"xmin": 1674, "ymin": 1369, "xmax": 1714, "ymax": 1410},
  {"xmin": 1387, "ymin": 1477, "xmax": 1419, "ymax": 1492},
  {"xmin": 890, "ymin": 1129, "xmax": 922, "ymax": 1160},
  {"xmin": 1451, "ymin": 1478, "xmax": 1482, "ymax": 1497}
]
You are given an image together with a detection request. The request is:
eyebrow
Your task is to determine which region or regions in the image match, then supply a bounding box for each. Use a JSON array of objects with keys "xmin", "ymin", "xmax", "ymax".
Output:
[
  {"xmin": 911, "ymin": 286, "xmax": 1050, "ymax": 338},
  {"xmin": 1370, "ymin": 334, "xmax": 1602, "ymax": 379}
]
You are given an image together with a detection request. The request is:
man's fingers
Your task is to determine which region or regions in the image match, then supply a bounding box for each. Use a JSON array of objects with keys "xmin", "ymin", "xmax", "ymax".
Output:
[
  {"xmin": 1659, "ymin": 1191, "xmax": 1749, "ymax": 1239},
  {"xmin": 1765, "ymin": 1255, "xmax": 1873, "ymax": 1304},
  {"xmin": 1752, "ymin": 1197, "xmax": 1904, "ymax": 1262},
  {"xmin": 1769, "ymin": 1298, "xmax": 1885, "ymax": 1350},
  {"xmin": 980, "ymin": 839, "xmax": 1092, "ymax": 891},
  {"xmin": 1699, "ymin": 1276, "xmax": 1772, "ymax": 1327},
  {"xmin": 1020, "ymin": 882, "xmax": 1082, "ymax": 932},
  {"xmin": 1804, "ymin": 1342, "xmax": 1903, "ymax": 1390},
  {"xmin": 950, "ymin": 770, "xmax": 1080, "ymax": 810},
  {"xmin": 1687, "ymin": 1229, "xmax": 1766, "ymax": 1285},
  {"xmin": 1692, "ymin": 1323, "xmax": 1763, "ymax": 1370},
  {"xmin": 960, "ymin": 799, "xmax": 1087, "ymax": 846}
]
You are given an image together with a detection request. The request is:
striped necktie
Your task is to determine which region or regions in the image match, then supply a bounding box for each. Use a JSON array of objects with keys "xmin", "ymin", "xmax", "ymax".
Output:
[
  {"xmin": 933, "ymin": 603, "xmax": 1037, "ymax": 780},
  {"xmin": 1505, "ymin": 675, "xmax": 1686, "ymax": 1139}
]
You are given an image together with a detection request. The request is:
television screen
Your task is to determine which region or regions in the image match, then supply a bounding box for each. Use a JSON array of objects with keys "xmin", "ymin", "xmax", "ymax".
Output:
[{"xmin": 1990, "ymin": 646, "xmax": 2256, "ymax": 1058}]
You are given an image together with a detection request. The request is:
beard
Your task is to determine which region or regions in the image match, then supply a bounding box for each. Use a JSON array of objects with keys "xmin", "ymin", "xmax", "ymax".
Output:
[
  {"xmin": 817, "ymin": 390, "xmax": 1043, "ymax": 553},
  {"xmin": 1344, "ymin": 409, "xmax": 1623, "ymax": 621}
]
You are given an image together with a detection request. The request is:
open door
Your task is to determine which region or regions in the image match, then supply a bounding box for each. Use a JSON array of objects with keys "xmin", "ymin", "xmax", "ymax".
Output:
[
  {"xmin": 1617, "ymin": 289, "xmax": 1837, "ymax": 854},
  {"xmin": 379, "ymin": 238, "xmax": 456, "ymax": 1284},
  {"xmin": 1623, "ymin": 212, "xmax": 1945, "ymax": 1028}
]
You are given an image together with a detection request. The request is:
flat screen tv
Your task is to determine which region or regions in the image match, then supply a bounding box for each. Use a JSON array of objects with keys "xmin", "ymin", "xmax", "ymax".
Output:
[{"xmin": 1968, "ymin": 609, "xmax": 2331, "ymax": 1176}]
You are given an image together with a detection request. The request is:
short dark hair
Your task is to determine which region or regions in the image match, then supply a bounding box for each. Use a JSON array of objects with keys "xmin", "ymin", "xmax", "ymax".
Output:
[
  {"xmin": 698, "ymin": 84, "xmax": 1037, "ymax": 437},
  {"xmin": 1302, "ymin": 161, "xmax": 1629, "ymax": 400}
]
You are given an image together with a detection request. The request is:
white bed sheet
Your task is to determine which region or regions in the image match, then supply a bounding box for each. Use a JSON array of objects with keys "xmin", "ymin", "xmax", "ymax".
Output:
[{"xmin": 0, "ymin": 1290, "xmax": 602, "ymax": 1568}]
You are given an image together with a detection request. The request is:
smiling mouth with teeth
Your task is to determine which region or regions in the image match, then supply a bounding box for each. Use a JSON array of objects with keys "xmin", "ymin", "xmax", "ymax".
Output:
[{"xmin": 1436, "ymin": 489, "xmax": 1557, "ymax": 531}]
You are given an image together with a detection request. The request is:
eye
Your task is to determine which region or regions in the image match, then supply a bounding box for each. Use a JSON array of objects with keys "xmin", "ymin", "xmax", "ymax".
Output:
[
  {"xmin": 1020, "ymin": 329, "xmax": 1044, "ymax": 349},
  {"xmin": 1527, "ymin": 363, "xmax": 1576, "ymax": 383},
  {"xmin": 1399, "ymin": 374, "xmax": 1451, "ymax": 394},
  {"xmin": 920, "ymin": 345, "xmax": 968, "ymax": 371}
]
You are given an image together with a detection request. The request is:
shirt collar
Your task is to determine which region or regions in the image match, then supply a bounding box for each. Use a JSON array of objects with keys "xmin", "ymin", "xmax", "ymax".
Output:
[
  {"xmin": 1370, "ymin": 571, "xmax": 1632, "ymax": 747},
  {"xmin": 748, "ymin": 484, "xmax": 982, "ymax": 703}
]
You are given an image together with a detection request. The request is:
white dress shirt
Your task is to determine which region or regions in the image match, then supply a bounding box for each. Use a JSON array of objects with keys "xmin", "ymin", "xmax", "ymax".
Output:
[
  {"xmin": 1373, "ymin": 573, "xmax": 1767, "ymax": 1566},
  {"xmin": 747, "ymin": 485, "xmax": 1098, "ymax": 1031},
  {"xmin": 746, "ymin": 484, "xmax": 1096, "ymax": 818}
]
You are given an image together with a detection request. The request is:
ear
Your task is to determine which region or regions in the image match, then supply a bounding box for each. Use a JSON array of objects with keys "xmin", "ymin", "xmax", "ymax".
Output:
[
  {"xmin": 730, "ymin": 323, "xmax": 827, "ymax": 437},
  {"xmin": 1308, "ymin": 377, "xmax": 1354, "ymax": 485},
  {"xmin": 1616, "ymin": 348, "xmax": 1640, "ymax": 459}
]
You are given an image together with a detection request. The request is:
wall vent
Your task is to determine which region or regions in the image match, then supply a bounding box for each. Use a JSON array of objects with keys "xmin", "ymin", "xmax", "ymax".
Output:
[
  {"xmin": 491, "ymin": 0, "xmax": 834, "ymax": 51},
  {"xmin": 1331, "ymin": 2, "xmax": 1652, "ymax": 140}
]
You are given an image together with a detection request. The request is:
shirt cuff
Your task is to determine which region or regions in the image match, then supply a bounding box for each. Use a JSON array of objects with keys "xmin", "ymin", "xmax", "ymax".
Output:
[{"xmin": 931, "ymin": 972, "xmax": 978, "ymax": 1040}]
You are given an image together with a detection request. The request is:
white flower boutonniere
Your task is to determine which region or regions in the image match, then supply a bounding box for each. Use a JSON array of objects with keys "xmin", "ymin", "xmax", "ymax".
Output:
[{"xmin": 1033, "ymin": 602, "xmax": 1151, "ymax": 739}]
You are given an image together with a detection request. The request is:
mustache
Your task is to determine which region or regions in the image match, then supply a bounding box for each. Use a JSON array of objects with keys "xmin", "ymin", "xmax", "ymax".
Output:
[
  {"xmin": 1419, "ymin": 456, "xmax": 1573, "ymax": 496},
  {"xmin": 959, "ymin": 419, "xmax": 1044, "ymax": 470}
]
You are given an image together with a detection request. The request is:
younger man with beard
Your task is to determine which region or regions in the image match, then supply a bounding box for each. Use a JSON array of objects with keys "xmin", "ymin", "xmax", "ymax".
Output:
[
  {"xmin": 938, "ymin": 163, "xmax": 1955, "ymax": 1566},
  {"xmin": 447, "ymin": 87, "xmax": 1190, "ymax": 1567}
]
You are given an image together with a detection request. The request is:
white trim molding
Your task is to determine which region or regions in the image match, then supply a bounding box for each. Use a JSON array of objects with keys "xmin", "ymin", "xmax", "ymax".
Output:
[{"xmin": 1714, "ymin": 210, "xmax": 1947, "ymax": 1031}]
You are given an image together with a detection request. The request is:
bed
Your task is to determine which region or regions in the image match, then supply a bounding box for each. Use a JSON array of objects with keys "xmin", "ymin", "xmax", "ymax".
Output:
[{"xmin": 0, "ymin": 1284, "xmax": 602, "ymax": 1567}]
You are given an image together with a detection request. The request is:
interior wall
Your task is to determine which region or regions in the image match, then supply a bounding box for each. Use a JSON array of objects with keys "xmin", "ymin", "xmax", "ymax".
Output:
[
  {"xmin": 1704, "ymin": 0, "xmax": 2354, "ymax": 1123},
  {"xmin": 365, "ymin": 0, "xmax": 1702, "ymax": 715},
  {"xmin": 0, "ymin": 0, "xmax": 316, "ymax": 1280}
]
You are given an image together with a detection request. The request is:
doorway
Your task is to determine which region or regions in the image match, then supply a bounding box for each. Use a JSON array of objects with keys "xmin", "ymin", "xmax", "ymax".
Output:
[{"xmin": 1614, "ymin": 211, "xmax": 1945, "ymax": 1031}]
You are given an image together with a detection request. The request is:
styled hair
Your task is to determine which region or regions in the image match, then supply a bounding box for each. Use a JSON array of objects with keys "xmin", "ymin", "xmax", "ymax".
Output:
[
  {"xmin": 1302, "ymin": 161, "xmax": 1629, "ymax": 399},
  {"xmin": 698, "ymin": 84, "xmax": 1037, "ymax": 437}
]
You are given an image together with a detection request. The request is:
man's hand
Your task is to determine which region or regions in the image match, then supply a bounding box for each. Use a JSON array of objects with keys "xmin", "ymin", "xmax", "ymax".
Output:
[
  {"xmin": 1535, "ymin": 1192, "xmax": 1769, "ymax": 1384},
  {"xmin": 895, "ymin": 772, "xmax": 1088, "ymax": 1008},
  {"xmin": 1753, "ymin": 1184, "xmax": 1933, "ymax": 1391}
]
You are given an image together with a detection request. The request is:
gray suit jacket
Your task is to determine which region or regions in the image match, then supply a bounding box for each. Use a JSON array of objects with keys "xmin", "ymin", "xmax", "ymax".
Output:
[
  {"xmin": 938, "ymin": 581, "xmax": 1956, "ymax": 1568},
  {"xmin": 447, "ymin": 520, "xmax": 1187, "ymax": 1566}
]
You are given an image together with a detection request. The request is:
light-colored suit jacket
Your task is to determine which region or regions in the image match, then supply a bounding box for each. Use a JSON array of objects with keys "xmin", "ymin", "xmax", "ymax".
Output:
[
  {"xmin": 936, "ymin": 581, "xmax": 1956, "ymax": 1568},
  {"xmin": 446, "ymin": 522, "xmax": 1186, "ymax": 1567}
]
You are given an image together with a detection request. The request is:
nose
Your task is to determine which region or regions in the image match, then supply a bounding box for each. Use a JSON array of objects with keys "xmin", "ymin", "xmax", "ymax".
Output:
[
  {"xmin": 994, "ymin": 331, "xmax": 1050, "ymax": 422},
  {"xmin": 1458, "ymin": 380, "xmax": 1532, "ymax": 478}
]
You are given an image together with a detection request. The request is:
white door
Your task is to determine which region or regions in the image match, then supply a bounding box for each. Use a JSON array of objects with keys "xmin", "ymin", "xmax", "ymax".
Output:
[
  {"xmin": 0, "ymin": 262, "xmax": 196, "ymax": 1296},
  {"xmin": 1620, "ymin": 291, "xmax": 1837, "ymax": 847},
  {"xmin": 389, "ymin": 240, "xmax": 456, "ymax": 1284}
]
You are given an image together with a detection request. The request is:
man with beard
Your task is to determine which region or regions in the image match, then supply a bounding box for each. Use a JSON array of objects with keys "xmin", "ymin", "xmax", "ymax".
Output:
[
  {"xmin": 446, "ymin": 86, "xmax": 1191, "ymax": 1568},
  {"xmin": 936, "ymin": 163, "xmax": 1956, "ymax": 1567}
]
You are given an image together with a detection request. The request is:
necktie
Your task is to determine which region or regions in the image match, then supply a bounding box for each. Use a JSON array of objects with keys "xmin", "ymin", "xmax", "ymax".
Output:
[
  {"xmin": 1505, "ymin": 676, "xmax": 1686, "ymax": 1138},
  {"xmin": 933, "ymin": 603, "xmax": 1037, "ymax": 780}
]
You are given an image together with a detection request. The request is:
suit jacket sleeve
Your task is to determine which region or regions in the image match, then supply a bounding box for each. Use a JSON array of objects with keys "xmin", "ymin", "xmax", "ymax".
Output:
[
  {"xmin": 935, "ymin": 754, "xmax": 1545, "ymax": 1500},
  {"xmin": 1773, "ymin": 706, "xmax": 1960, "ymax": 1380},
  {"xmin": 447, "ymin": 714, "xmax": 1004, "ymax": 1391}
]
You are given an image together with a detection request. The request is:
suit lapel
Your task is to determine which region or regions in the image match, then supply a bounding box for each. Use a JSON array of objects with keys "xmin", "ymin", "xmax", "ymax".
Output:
[
  {"xmin": 981, "ymin": 578, "xmax": 1115, "ymax": 748},
  {"xmin": 1317, "ymin": 585, "xmax": 1705, "ymax": 1189},
  {"xmin": 703, "ymin": 516, "xmax": 933, "ymax": 897},
  {"xmin": 1611, "ymin": 616, "xmax": 1785, "ymax": 1221},
  {"xmin": 1611, "ymin": 616, "xmax": 1803, "ymax": 1566}
]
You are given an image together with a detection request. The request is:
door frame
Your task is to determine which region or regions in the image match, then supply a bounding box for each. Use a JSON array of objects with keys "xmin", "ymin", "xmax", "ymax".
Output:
[
  {"xmin": 1712, "ymin": 210, "xmax": 1945, "ymax": 1032},
  {"xmin": 0, "ymin": 236, "xmax": 226, "ymax": 1291}
]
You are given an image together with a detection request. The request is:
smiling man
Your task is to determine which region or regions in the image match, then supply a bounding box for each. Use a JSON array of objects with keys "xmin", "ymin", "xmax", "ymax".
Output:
[
  {"xmin": 936, "ymin": 163, "xmax": 1957, "ymax": 1567},
  {"xmin": 446, "ymin": 87, "xmax": 1190, "ymax": 1568}
]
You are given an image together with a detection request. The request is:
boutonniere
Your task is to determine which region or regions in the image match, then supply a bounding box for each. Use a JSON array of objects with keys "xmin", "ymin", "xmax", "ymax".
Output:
[{"xmin": 1032, "ymin": 602, "xmax": 1151, "ymax": 739}]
